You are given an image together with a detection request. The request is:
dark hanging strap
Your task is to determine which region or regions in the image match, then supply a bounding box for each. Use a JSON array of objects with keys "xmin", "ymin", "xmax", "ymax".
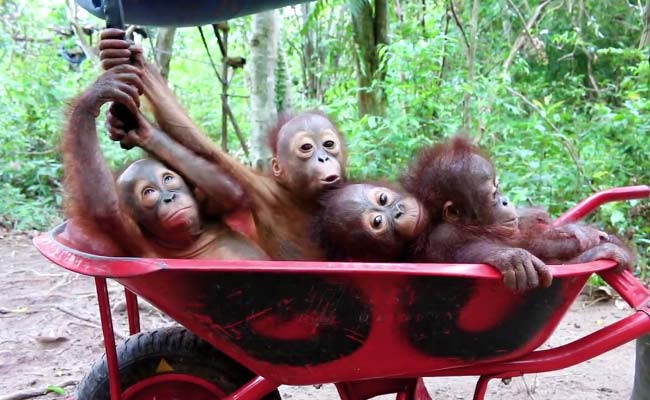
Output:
[
  {"xmin": 198, "ymin": 25, "xmax": 224, "ymax": 84},
  {"xmin": 212, "ymin": 24, "xmax": 226, "ymax": 57}
]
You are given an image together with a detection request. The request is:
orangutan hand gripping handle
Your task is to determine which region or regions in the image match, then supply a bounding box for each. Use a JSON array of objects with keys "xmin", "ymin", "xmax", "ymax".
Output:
[
  {"xmin": 100, "ymin": 29, "xmax": 213, "ymax": 156},
  {"xmin": 460, "ymin": 242, "xmax": 551, "ymax": 292},
  {"xmin": 570, "ymin": 241, "xmax": 636, "ymax": 271},
  {"xmin": 97, "ymin": 30, "xmax": 146, "ymax": 149}
]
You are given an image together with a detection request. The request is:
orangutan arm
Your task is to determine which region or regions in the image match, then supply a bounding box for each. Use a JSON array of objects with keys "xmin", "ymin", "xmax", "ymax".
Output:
[{"xmin": 62, "ymin": 68, "xmax": 151, "ymax": 256}]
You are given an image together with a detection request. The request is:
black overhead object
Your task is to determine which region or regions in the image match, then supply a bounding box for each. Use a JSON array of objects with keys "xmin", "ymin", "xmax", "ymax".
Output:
[{"xmin": 76, "ymin": 0, "xmax": 311, "ymax": 27}]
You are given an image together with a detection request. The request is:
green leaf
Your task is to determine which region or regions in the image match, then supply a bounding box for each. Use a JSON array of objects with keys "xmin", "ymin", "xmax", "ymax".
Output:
[
  {"xmin": 47, "ymin": 385, "xmax": 66, "ymax": 395},
  {"xmin": 610, "ymin": 210, "xmax": 625, "ymax": 226}
]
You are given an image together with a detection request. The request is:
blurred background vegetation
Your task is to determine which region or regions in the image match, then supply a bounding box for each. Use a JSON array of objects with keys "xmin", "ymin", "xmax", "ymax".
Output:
[{"xmin": 0, "ymin": 0, "xmax": 648, "ymax": 277}]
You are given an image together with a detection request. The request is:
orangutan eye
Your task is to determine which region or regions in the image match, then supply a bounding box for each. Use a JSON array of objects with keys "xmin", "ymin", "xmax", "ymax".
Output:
[
  {"xmin": 142, "ymin": 188, "xmax": 156, "ymax": 197},
  {"xmin": 163, "ymin": 174, "xmax": 174, "ymax": 184},
  {"xmin": 378, "ymin": 192, "xmax": 388, "ymax": 206},
  {"xmin": 323, "ymin": 140, "xmax": 335, "ymax": 148},
  {"xmin": 300, "ymin": 143, "xmax": 313, "ymax": 152},
  {"xmin": 372, "ymin": 215, "xmax": 383, "ymax": 229}
]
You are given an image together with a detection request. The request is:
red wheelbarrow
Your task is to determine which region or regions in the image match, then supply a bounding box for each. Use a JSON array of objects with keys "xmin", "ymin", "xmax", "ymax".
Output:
[{"xmin": 33, "ymin": 185, "xmax": 650, "ymax": 400}]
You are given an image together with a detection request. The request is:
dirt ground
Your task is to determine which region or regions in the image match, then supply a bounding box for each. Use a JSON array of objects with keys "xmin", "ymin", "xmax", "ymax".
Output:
[{"xmin": 0, "ymin": 231, "xmax": 638, "ymax": 400}]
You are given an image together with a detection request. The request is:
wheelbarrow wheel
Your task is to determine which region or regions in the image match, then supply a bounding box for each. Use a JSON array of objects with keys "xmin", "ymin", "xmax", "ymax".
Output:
[{"xmin": 76, "ymin": 326, "xmax": 281, "ymax": 400}]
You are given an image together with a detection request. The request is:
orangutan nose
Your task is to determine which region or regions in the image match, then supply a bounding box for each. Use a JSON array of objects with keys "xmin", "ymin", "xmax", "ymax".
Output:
[
  {"xmin": 162, "ymin": 192, "xmax": 176, "ymax": 203},
  {"xmin": 393, "ymin": 204, "xmax": 405, "ymax": 219}
]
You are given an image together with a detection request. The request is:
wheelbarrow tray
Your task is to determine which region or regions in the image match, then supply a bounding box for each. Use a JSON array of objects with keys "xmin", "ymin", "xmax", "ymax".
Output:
[{"xmin": 35, "ymin": 223, "xmax": 630, "ymax": 386}]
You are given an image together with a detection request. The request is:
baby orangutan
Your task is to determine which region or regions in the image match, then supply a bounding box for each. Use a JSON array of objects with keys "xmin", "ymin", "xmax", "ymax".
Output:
[
  {"xmin": 402, "ymin": 135, "xmax": 633, "ymax": 292},
  {"xmin": 315, "ymin": 183, "xmax": 428, "ymax": 261},
  {"xmin": 61, "ymin": 66, "xmax": 267, "ymax": 260}
]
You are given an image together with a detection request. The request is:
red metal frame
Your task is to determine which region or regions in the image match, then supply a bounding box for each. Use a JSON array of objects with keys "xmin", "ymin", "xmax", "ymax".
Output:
[
  {"xmin": 122, "ymin": 373, "xmax": 227, "ymax": 399},
  {"xmin": 223, "ymin": 376, "xmax": 280, "ymax": 400},
  {"xmin": 95, "ymin": 277, "xmax": 122, "ymax": 400},
  {"xmin": 124, "ymin": 288, "xmax": 140, "ymax": 335},
  {"xmin": 554, "ymin": 185, "xmax": 650, "ymax": 226},
  {"xmin": 33, "ymin": 186, "xmax": 650, "ymax": 400},
  {"xmin": 337, "ymin": 378, "xmax": 431, "ymax": 400}
]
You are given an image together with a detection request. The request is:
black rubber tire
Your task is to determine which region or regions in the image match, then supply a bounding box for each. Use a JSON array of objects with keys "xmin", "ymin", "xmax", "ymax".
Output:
[{"xmin": 76, "ymin": 326, "xmax": 282, "ymax": 400}]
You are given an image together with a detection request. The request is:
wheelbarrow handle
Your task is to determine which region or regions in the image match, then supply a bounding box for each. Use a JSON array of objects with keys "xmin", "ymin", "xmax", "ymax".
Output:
[{"xmin": 554, "ymin": 185, "xmax": 650, "ymax": 226}]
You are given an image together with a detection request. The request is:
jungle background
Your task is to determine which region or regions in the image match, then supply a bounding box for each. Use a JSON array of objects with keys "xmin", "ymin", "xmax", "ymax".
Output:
[
  {"xmin": 0, "ymin": 0, "xmax": 649, "ymax": 277},
  {"xmin": 0, "ymin": 1, "xmax": 648, "ymax": 398}
]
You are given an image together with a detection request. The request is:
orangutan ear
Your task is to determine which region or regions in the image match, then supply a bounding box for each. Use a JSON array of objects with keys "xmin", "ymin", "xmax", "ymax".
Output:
[
  {"xmin": 193, "ymin": 187, "xmax": 207, "ymax": 203},
  {"xmin": 271, "ymin": 157, "xmax": 283, "ymax": 178},
  {"xmin": 443, "ymin": 201, "xmax": 460, "ymax": 222}
]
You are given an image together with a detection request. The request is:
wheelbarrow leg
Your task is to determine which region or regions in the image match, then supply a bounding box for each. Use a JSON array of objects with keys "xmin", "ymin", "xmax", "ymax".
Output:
[
  {"xmin": 473, "ymin": 375, "xmax": 493, "ymax": 400},
  {"xmin": 124, "ymin": 288, "xmax": 140, "ymax": 335},
  {"xmin": 95, "ymin": 277, "xmax": 122, "ymax": 400},
  {"xmin": 632, "ymin": 334, "xmax": 650, "ymax": 400},
  {"xmin": 395, "ymin": 378, "xmax": 431, "ymax": 400},
  {"xmin": 336, "ymin": 378, "xmax": 430, "ymax": 400}
]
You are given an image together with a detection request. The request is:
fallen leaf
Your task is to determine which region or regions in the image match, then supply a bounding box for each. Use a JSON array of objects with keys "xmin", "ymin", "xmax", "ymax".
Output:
[
  {"xmin": 596, "ymin": 285, "xmax": 613, "ymax": 298},
  {"xmin": 614, "ymin": 298, "xmax": 630, "ymax": 310},
  {"xmin": 47, "ymin": 385, "xmax": 66, "ymax": 395}
]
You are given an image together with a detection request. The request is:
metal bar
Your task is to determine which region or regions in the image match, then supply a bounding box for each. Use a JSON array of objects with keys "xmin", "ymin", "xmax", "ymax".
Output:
[
  {"xmin": 601, "ymin": 268, "xmax": 650, "ymax": 309},
  {"xmin": 472, "ymin": 375, "xmax": 493, "ymax": 400},
  {"xmin": 433, "ymin": 311, "xmax": 650, "ymax": 378},
  {"xmin": 224, "ymin": 376, "xmax": 280, "ymax": 400},
  {"xmin": 124, "ymin": 288, "xmax": 141, "ymax": 335},
  {"xmin": 554, "ymin": 185, "xmax": 650, "ymax": 225},
  {"xmin": 95, "ymin": 277, "xmax": 122, "ymax": 400},
  {"xmin": 396, "ymin": 378, "xmax": 431, "ymax": 400},
  {"xmin": 335, "ymin": 378, "xmax": 423, "ymax": 400}
]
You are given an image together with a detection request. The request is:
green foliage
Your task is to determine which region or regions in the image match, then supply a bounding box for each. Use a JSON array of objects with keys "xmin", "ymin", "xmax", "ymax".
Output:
[
  {"xmin": 0, "ymin": 0, "xmax": 144, "ymax": 229},
  {"xmin": 0, "ymin": 1, "xmax": 85, "ymax": 229}
]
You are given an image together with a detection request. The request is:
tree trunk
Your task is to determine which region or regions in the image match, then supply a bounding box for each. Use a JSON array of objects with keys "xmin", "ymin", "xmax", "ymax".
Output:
[
  {"xmin": 276, "ymin": 47, "xmax": 294, "ymax": 110},
  {"xmin": 420, "ymin": 0, "xmax": 426, "ymax": 37},
  {"xmin": 462, "ymin": 0, "xmax": 480, "ymax": 130},
  {"xmin": 155, "ymin": 27, "xmax": 176, "ymax": 80},
  {"xmin": 301, "ymin": 2, "xmax": 319, "ymax": 99},
  {"xmin": 502, "ymin": 0, "xmax": 552, "ymax": 73},
  {"xmin": 249, "ymin": 10, "xmax": 279, "ymax": 171},
  {"xmin": 350, "ymin": 0, "xmax": 389, "ymax": 117},
  {"xmin": 641, "ymin": 0, "xmax": 650, "ymax": 48}
]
